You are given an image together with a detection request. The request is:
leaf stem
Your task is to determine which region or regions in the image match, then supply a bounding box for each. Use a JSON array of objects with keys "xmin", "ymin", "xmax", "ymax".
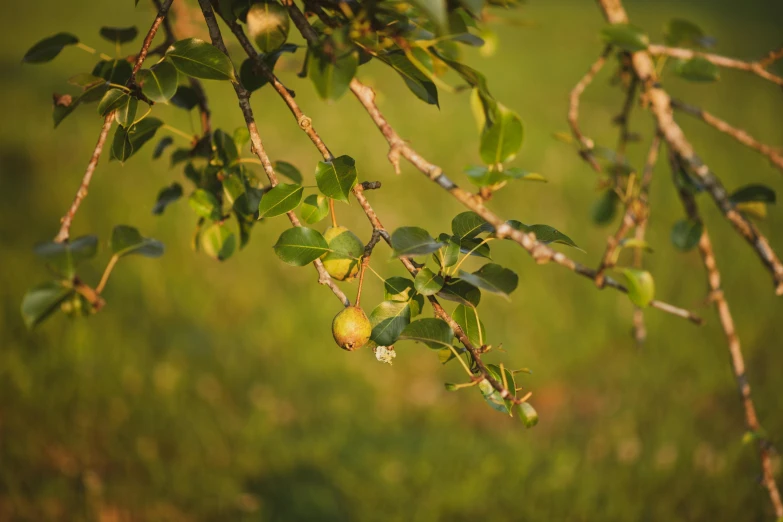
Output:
[
  {"xmin": 448, "ymin": 344, "xmax": 475, "ymax": 377},
  {"xmin": 162, "ymin": 124, "xmax": 195, "ymax": 142},
  {"xmin": 329, "ymin": 198, "xmax": 337, "ymax": 228},
  {"xmin": 75, "ymin": 42, "xmax": 113, "ymax": 61},
  {"xmin": 96, "ymin": 254, "xmax": 119, "ymax": 294},
  {"xmin": 450, "ymin": 237, "xmax": 494, "ymax": 276}
]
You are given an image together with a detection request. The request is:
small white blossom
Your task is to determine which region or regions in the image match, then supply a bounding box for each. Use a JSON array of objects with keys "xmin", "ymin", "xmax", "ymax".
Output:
[{"xmin": 374, "ymin": 346, "xmax": 396, "ymax": 365}]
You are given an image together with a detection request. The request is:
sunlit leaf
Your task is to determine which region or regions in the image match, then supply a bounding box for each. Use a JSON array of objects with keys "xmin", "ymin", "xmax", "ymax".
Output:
[
  {"xmin": 272, "ymin": 227, "xmax": 329, "ymax": 266},
  {"xmin": 258, "ymin": 183, "xmax": 303, "ymax": 218},
  {"xmin": 620, "ymin": 268, "xmax": 655, "ymax": 307},
  {"xmin": 315, "ymin": 155, "xmax": 357, "ymax": 202}
]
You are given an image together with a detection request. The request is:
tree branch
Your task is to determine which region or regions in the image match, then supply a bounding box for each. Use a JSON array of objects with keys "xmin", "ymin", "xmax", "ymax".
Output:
[
  {"xmin": 596, "ymin": 0, "xmax": 783, "ymax": 295},
  {"xmin": 647, "ymin": 44, "xmax": 783, "ymax": 87},
  {"xmin": 567, "ymin": 45, "xmax": 611, "ymax": 172},
  {"xmin": 195, "ymin": 0, "xmax": 349, "ymax": 307},
  {"xmin": 671, "ymin": 98, "xmax": 783, "ymax": 174},
  {"xmin": 672, "ymin": 150, "xmax": 783, "ymax": 519}
]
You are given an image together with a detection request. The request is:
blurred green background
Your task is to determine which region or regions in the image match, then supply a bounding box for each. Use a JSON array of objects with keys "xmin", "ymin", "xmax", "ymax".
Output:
[{"xmin": 2, "ymin": 0, "xmax": 782, "ymax": 520}]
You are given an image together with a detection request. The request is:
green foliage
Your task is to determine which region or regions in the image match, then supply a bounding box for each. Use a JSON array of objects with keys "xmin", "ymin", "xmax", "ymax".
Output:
[
  {"xmin": 414, "ymin": 267, "xmax": 445, "ymax": 296},
  {"xmin": 315, "ymin": 155, "xmax": 358, "ymax": 202},
  {"xmin": 459, "ymin": 263, "xmax": 518, "ymax": 300},
  {"xmin": 600, "ymin": 24, "xmax": 649, "ymax": 51},
  {"xmin": 110, "ymin": 225, "xmax": 164, "ymax": 258},
  {"xmin": 671, "ymin": 219, "xmax": 703, "ymax": 251},
  {"xmin": 619, "ymin": 268, "xmax": 655, "ymax": 307},
  {"xmin": 246, "ymin": 1, "xmax": 290, "ymax": 52},
  {"xmin": 674, "ymin": 57, "xmax": 720, "ymax": 82},
  {"xmin": 166, "ymin": 38, "xmax": 236, "ymax": 81},
  {"xmin": 111, "ymin": 118, "xmax": 163, "ymax": 163},
  {"xmin": 391, "ymin": 227, "xmax": 446, "ymax": 257},
  {"xmin": 201, "ymin": 223, "xmax": 237, "ymax": 261},
  {"xmin": 300, "ymin": 194, "xmax": 329, "ymax": 224},
  {"xmin": 23, "ymin": 32, "xmax": 79, "ymax": 63},
  {"xmin": 138, "ymin": 60, "xmax": 178, "ymax": 103},
  {"xmin": 399, "ymin": 318, "xmax": 453, "ymax": 348},
  {"xmin": 273, "ymin": 227, "xmax": 329, "ymax": 266},
  {"xmin": 34, "ymin": 236, "xmax": 98, "ymax": 279},
  {"xmin": 99, "ymin": 26, "xmax": 138, "ymax": 45},
  {"xmin": 257, "ymin": 183, "xmax": 303, "ymax": 218}
]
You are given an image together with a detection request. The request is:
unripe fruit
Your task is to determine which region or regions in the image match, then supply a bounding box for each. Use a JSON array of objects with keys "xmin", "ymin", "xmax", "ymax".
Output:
[
  {"xmin": 246, "ymin": 1, "xmax": 290, "ymax": 53},
  {"xmin": 332, "ymin": 306, "xmax": 372, "ymax": 351},
  {"xmin": 322, "ymin": 226, "xmax": 363, "ymax": 281}
]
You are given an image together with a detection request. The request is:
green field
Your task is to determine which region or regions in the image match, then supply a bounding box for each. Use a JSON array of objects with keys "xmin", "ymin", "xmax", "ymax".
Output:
[{"xmin": 1, "ymin": 0, "xmax": 782, "ymax": 520}]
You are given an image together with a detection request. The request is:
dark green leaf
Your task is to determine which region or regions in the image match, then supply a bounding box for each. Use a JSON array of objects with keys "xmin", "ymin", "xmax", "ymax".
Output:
[
  {"xmin": 34, "ymin": 236, "xmax": 98, "ymax": 279},
  {"xmin": 600, "ymin": 24, "xmax": 649, "ymax": 52},
  {"xmin": 674, "ymin": 57, "xmax": 719, "ymax": 82},
  {"xmin": 452, "ymin": 211, "xmax": 492, "ymax": 240},
  {"xmin": 92, "ymin": 59, "xmax": 132, "ymax": 84},
  {"xmin": 23, "ymin": 33, "xmax": 79, "ymax": 63},
  {"xmin": 592, "ymin": 190, "xmax": 619, "ymax": 226},
  {"xmin": 314, "ymin": 155, "xmax": 357, "ymax": 202},
  {"xmin": 201, "ymin": 223, "xmax": 236, "ymax": 261},
  {"xmin": 258, "ymin": 183, "xmax": 303, "ymax": 218},
  {"xmin": 620, "ymin": 268, "xmax": 655, "ymax": 307},
  {"xmin": 379, "ymin": 51, "xmax": 439, "ymax": 106},
  {"xmin": 436, "ymin": 234, "xmax": 460, "ymax": 268},
  {"xmin": 274, "ymin": 160, "xmax": 303, "ymax": 184},
  {"xmin": 273, "ymin": 227, "xmax": 329, "ymax": 266},
  {"xmin": 99, "ymin": 26, "xmax": 138, "ymax": 45},
  {"xmin": 479, "ymin": 364, "xmax": 515, "ymax": 414},
  {"xmin": 300, "ymin": 194, "xmax": 329, "ymax": 224},
  {"xmin": 97, "ymin": 88, "xmax": 129, "ymax": 116},
  {"xmin": 508, "ymin": 221, "xmax": 581, "ymax": 249},
  {"xmin": 114, "ymin": 96, "xmax": 138, "ymax": 127},
  {"xmin": 437, "ymin": 279, "xmax": 481, "ymax": 307},
  {"xmin": 414, "ymin": 267, "xmax": 445, "ymax": 296},
  {"xmin": 110, "ymin": 225, "xmax": 164, "ymax": 258},
  {"xmin": 480, "ymin": 104, "xmax": 523, "ymax": 165},
  {"xmin": 453, "ymin": 304, "xmax": 485, "ymax": 347},
  {"xmin": 390, "ymin": 227, "xmax": 445, "ymax": 257},
  {"xmin": 111, "ymin": 117, "xmax": 163, "ymax": 162},
  {"xmin": 152, "ymin": 182, "xmax": 183, "ymax": 215},
  {"xmin": 214, "ymin": 129, "xmax": 239, "ymax": 166},
  {"xmin": 459, "ymin": 263, "xmax": 518, "ymax": 299},
  {"xmin": 670, "ymin": 219, "xmax": 703, "ymax": 251},
  {"xmin": 166, "ymin": 38, "xmax": 236, "ymax": 81},
  {"xmin": 170, "ymin": 86, "xmax": 200, "ymax": 110},
  {"xmin": 21, "ymin": 281, "xmax": 74, "ymax": 329},
  {"xmin": 398, "ymin": 318, "xmax": 453, "ymax": 348},
  {"xmin": 239, "ymin": 44, "xmax": 298, "ymax": 92},
  {"xmin": 730, "ymin": 184, "xmax": 776, "ymax": 205},
  {"xmin": 309, "ymin": 48, "xmax": 358, "ymax": 101},
  {"xmin": 664, "ymin": 19, "xmax": 705, "ymax": 47},
  {"xmin": 152, "ymin": 136, "xmax": 174, "ymax": 159},
  {"xmin": 369, "ymin": 301, "xmax": 411, "ymax": 346},
  {"xmin": 384, "ymin": 276, "xmax": 424, "ymax": 317},
  {"xmin": 138, "ymin": 60, "xmax": 178, "ymax": 102}
]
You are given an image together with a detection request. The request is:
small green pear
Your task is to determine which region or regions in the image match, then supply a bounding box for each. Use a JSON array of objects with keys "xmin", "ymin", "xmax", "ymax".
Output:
[
  {"xmin": 322, "ymin": 226, "xmax": 363, "ymax": 281},
  {"xmin": 332, "ymin": 306, "xmax": 371, "ymax": 351},
  {"xmin": 246, "ymin": 1, "xmax": 290, "ymax": 52}
]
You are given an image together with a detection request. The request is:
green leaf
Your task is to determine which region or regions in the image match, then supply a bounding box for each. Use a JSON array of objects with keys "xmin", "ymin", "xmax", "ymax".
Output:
[
  {"xmin": 214, "ymin": 129, "xmax": 239, "ymax": 166},
  {"xmin": 620, "ymin": 268, "xmax": 655, "ymax": 307},
  {"xmin": 189, "ymin": 189, "xmax": 222, "ymax": 220},
  {"xmin": 508, "ymin": 221, "xmax": 581, "ymax": 250},
  {"xmin": 379, "ymin": 52, "xmax": 439, "ymax": 106},
  {"xmin": 68, "ymin": 73, "xmax": 104, "ymax": 87},
  {"xmin": 53, "ymin": 79, "xmax": 111, "ymax": 128},
  {"xmin": 437, "ymin": 279, "xmax": 481, "ymax": 307},
  {"xmin": 464, "ymin": 165, "xmax": 545, "ymax": 187},
  {"xmin": 309, "ymin": 48, "xmax": 358, "ymax": 101},
  {"xmin": 34, "ymin": 236, "xmax": 98, "ymax": 279},
  {"xmin": 274, "ymin": 160, "xmax": 303, "ymax": 184},
  {"xmin": 412, "ymin": 0, "xmax": 447, "ymax": 30},
  {"xmin": 92, "ymin": 59, "xmax": 132, "ymax": 84},
  {"xmin": 592, "ymin": 190, "xmax": 619, "ymax": 226},
  {"xmin": 414, "ymin": 267, "xmax": 445, "ymax": 296},
  {"xmin": 23, "ymin": 33, "xmax": 79, "ymax": 63},
  {"xmin": 369, "ymin": 301, "xmax": 411, "ymax": 346},
  {"xmin": 674, "ymin": 57, "xmax": 719, "ymax": 82},
  {"xmin": 170, "ymin": 86, "xmax": 200, "ymax": 110},
  {"xmin": 459, "ymin": 263, "xmax": 518, "ymax": 300},
  {"xmin": 110, "ymin": 225, "xmax": 164, "ymax": 258},
  {"xmin": 457, "ymin": 237, "xmax": 491, "ymax": 259},
  {"xmin": 152, "ymin": 182, "xmax": 183, "ymax": 215},
  {"xmin": 436, "ymin": 234, "xmax": 460, "ymax": 268},
  {"xmin": 479, "ymin": 364, "xmax": 515, "ymax": 414},
  {"xmin": 99, "ymin": 26, "xmax": 138, "ymax": 45},
  {"xmin": 246, "ymin": 1, "xmax": 290, "ymax": 52},
  {"xmin": 300, "ymin": 194, "xmax": 329, "ymax": 224},
  {"xmin": 97, "ymin": 88, "xmax": 129, "ymax": 116},
  {"xmin": 600, "ymin": 24, "xmax": 649, "ymax": 52},
  {"xmin": 730, "ymin": 184, "xmax": 776, "ymax": 205},
  {"xmin": 664, "ymin": 19, "xmax": 705, "ymax": 47},
  {"xmin": 273, "ymin": 227, "xmax": 329, "ymax": 266},
  {"xmin": 384, "ymin": 277, "xmax": 424, "ymax": 317},
  {"xmin": 480, "ymin": 104, "xmax": 523, "ymax": 165},
  {"xmin": 138, "ymin": 60, "xmax": 178, "ymax": 102},
  {"xmin": 111, "ymin": 118, "xmax": 163, "ymax": 162},
  {"xmin": 114, "ymin": 96, "xmax": 138, "ymax": 127},
  {"xmin": 152, "ymin": 136, "xmax": 174, "ymax": 159},
  {"xmin": 21, "ymin": 282, "xmax": 74, "ymax": 329},
  {"xmin": 390, "ymin": 227, "xmax": 445, "ymax": 257},
  {"xmin": 670, "ymin": 219, "xmax": 703, "ymax": 251},
  {"xmin": 398, "ymin": 318, "xmax": 453, "ymax": 348},
  {"xmin": 452, "ymin": 211, "xmax": 492, "ymax": 240},
  {"xmin": 453, "ymin": 304, "xmax": 484, "ymax": 347},
  {"xmin": 258, "ymin": 183, "xmax": 303, "ymax": 218},
  {"xmin": 314, "ymin": 155, "xmax": 357, "ymax": 202},
  {"xmin": 201, "ymin": 223, "xmax": 237, "ymax": 261},
  {"xmin": 239, "ymin": 44, "xmax": 298, "ymax": 92},
  {"xmin": 166, "ymin": 38, "xmax": 236, "ymax": 81},
  {"xmin": 517, "ymin": 402, "xmax": 539, "ymax": 428}
]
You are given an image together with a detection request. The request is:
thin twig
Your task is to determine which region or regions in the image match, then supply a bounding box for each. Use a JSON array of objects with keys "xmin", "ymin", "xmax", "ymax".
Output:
[
  {"xmin": 130, "ymin": 0, "xmax": 174, "ymax": 83},
  {"xmin": 195, "ymin": 0, "xmax": 349, "ymax": 307},
  {"xmin": 672, "ymin": 151, "xmax": 783, "ymax": 519},
  {"xmin": 568, "ymin": 45, "xmax": 611, "ymax": 172},
  {"xmin": 355, "ymin": 229, "xmax": 382, "ymax": 307},
  {"xmin": 758, "ymin": 46, "xmax": 783, "ymax": 69},
  {"xmin": 647, "ymin": 44, "xmax": 783, "ymax": 87},
  {"xmin": 671, "ymin": 99, "xmax": 783, "ymax": 174},
  {"xmin": 597, "ymin": 0, "xmax": 783, "ymax": 295}
]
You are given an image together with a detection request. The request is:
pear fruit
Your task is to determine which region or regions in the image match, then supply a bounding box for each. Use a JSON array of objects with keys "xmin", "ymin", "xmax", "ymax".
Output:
[
  {"xmin": 322, "ymin": 226, "xmax": 363, "ymax": 281},
  {"xmin": 246, "ymin": 1, "xmax": 290, "ymax": 53},
  {"xmin": 332, "ymin": 306, "xmax": 372, "ymax": 351}
]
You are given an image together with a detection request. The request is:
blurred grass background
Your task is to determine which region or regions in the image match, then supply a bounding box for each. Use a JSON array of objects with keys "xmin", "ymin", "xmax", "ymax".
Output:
[{"xmin": 1, "ymin": 0, "xmax": 782, "ymax": 520}]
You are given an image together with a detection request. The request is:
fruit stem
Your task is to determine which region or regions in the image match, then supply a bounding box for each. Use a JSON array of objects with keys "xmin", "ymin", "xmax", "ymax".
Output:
[{"xmin": 329, "ymin": 198, "xmax": 337, "ymax": 228}]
